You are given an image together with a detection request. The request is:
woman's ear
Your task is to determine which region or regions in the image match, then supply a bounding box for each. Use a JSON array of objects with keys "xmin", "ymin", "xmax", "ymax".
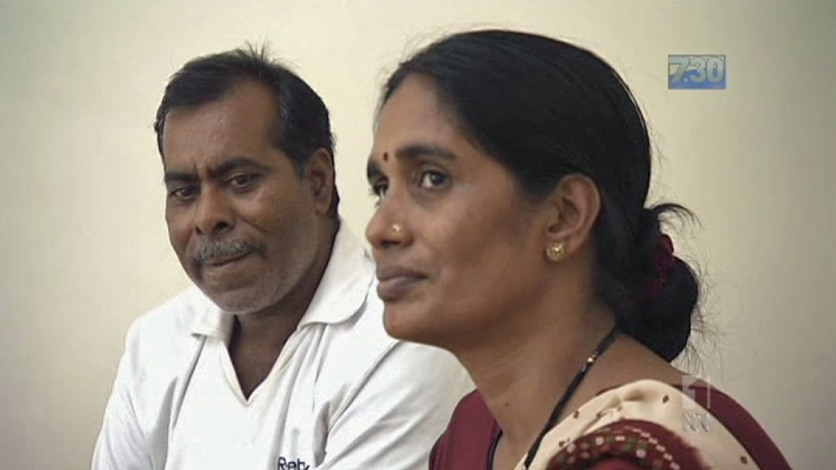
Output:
[{"xmin": 543, "ymin": 174, "xmax": 601, "ymax": 258}]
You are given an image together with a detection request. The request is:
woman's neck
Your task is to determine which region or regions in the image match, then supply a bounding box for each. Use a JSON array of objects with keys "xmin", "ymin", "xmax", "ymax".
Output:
[{"xmin": 456, "ymin": 304, "xmax": 616, "ymax": 466}]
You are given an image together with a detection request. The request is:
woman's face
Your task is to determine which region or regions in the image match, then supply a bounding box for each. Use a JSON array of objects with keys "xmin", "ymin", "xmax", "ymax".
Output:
[{"xmin": 366, "ymin": 75, "xmax": 553, "ymax": 349}]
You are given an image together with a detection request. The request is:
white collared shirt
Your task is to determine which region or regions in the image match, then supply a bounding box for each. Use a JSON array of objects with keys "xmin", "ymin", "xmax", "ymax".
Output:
[{"xmin": 92, "ymin": 228, "xmax": 472, "ymax": 470}]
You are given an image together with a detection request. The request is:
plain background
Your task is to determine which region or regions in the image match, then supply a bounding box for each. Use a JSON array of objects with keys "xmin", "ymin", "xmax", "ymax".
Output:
[{"xmin": 1, "ymin": 0, "xmax": 833, "ymax": 468}]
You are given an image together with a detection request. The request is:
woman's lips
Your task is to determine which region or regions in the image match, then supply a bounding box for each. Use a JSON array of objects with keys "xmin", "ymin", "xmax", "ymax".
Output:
[{"xmin": 376, "ymin": 266, "xmax": 427, "ymax": 301}]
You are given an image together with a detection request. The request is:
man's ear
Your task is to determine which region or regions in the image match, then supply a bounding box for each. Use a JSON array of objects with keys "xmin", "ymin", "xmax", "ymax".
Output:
[
  {"xmin": 543, "ymin": 173, "xmax": 601, "ymax": 256},
  {"xmin": 303, "ymin": 148, "xmax": 335, "ymax": 216}
]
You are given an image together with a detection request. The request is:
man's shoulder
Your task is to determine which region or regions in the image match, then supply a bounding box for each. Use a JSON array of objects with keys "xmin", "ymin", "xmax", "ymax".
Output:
[
  {"xmin": 313, "ymin": 287, "xmax": 471, "ymax": 392},
  {"xmin": 300, "ymin": 226, "xmax": 398, "ymax": 359},
  {"xmin": 312, "ymin": 284, "xmax": 397, "ymax": 367},
  {"xmin": 124, "ymin": 286, "xmax": 213, "ymax": 357},
  {"xmin": 132, "ymin": 285, "xmax": 210, "ymax": 330}
]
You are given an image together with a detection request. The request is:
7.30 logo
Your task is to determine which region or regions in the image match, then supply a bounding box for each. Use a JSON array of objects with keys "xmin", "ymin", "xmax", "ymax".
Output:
[{"xmin": 668, "ymin": 55, "xmax": 726, "ymax": 90}]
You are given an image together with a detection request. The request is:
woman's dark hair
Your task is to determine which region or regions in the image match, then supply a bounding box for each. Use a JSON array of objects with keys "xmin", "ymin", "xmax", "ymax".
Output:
[
  {"xmin": 381, "ymin": 30, "xmax": 700, "ymax": 361},
  {"xmin": 154, "ymin": 45, "xmax": 339, "ymax": 219}
]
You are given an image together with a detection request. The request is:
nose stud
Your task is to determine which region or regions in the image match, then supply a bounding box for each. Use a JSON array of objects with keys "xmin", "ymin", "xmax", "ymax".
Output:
[{"xmin": 391, "ymin": 223, "xmax": 403, "ymax": 234}]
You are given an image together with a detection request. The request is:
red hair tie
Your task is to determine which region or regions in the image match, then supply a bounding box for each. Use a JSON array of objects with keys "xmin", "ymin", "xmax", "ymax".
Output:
[{"xmin": 640, "ymin": 233, "xmax": 675, "ymax": 299}]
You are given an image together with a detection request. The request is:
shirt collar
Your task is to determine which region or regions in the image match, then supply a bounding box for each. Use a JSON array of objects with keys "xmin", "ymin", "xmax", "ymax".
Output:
[
  {"xmin": 298, "ymin": 223, "xmax": 375, "ymax": 327},
  {"xmin": 189, "ymin": 222, "xmax": 375, "ymax": 338}
]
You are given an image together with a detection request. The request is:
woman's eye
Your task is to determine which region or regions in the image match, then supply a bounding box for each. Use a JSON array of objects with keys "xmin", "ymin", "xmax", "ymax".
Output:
[
  {"xmin": 370, "ymin": 181, "xmax": 388, "ymax": 199},
  {"xmin": 419, "ymin": 170, "xmax": 447, "ymax": 189}
]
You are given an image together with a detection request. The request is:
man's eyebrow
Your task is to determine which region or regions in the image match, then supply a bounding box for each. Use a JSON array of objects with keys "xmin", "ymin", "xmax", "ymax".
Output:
[
  {"xmin": 163, "ymin": 156, "xmax": 271, "ymax": 185},
  {"xmin": 207, "ymin": 157, "xmax": 270, "ymax": 179},
  {"xmin": 163, "ymin": 171, "xmax": 197, "ymax": 185}
]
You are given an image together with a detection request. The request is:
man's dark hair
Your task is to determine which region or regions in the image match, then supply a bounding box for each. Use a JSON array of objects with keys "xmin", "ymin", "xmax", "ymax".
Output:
[{"xmin": 154, "ymin": 45, "xmax": 339, "ymax": 219}]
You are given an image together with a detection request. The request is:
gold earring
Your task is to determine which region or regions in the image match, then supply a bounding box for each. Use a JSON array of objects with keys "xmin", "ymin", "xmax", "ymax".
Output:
[
  {"xmin": 391, "ymin": 223, "xmax": 403, "ymax": 234},
  {"xmin": 545, "ymin": 242, "xmax": 565, "ymax": 262}
]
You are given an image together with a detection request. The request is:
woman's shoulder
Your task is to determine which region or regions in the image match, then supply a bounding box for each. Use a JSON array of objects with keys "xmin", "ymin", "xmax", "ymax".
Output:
[
  {"xmin": 531, "ymin": 380, "xmax": 791, "ymax": 470},
  {"xmin": 430, "ymin": 390, "xmax": 501, "ymax": 470}
]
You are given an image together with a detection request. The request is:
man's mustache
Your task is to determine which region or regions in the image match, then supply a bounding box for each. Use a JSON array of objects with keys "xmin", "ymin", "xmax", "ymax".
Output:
[{"xmin": 191, "ymin": 239, "xmax": 263, "ymax": 266}]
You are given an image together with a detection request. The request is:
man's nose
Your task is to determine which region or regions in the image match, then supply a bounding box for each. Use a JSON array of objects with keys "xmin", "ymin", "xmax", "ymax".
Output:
[{"xmin": 194, "ymin": 187, "xmax": 234, "ymax": 236}]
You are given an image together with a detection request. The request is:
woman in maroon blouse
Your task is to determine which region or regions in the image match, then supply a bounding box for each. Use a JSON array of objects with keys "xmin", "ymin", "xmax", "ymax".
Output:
[{"xmin": 365, "ymin": 29, "xmax": 791, "ymax": 470}]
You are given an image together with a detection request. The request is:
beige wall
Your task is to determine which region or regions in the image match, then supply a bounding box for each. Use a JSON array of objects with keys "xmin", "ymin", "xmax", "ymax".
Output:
[{"xmin": 0, "ymin": 0, "xmax": 833, "ymax": 467}]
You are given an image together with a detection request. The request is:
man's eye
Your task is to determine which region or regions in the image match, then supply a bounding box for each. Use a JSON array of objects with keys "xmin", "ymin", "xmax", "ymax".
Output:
[
  {"xmin": 228, "ymin": 174, "xmax": 257, "ymax": 189},
  {"xmin": 419, "ymin": 170, "xmax": 447, "ymax": 189},
  {"xmin": 169, "ymin": 186, "xmax": 198, "ymax": 201}
]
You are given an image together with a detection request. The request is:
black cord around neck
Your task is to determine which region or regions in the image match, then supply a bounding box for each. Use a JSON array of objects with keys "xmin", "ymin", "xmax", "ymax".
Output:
[{"xmin": 487, "ymin": 326, "xmax": 619, "ymax": 470}]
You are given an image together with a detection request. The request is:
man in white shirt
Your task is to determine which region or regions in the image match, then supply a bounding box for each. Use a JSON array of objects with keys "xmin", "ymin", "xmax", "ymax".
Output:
[{"xmin": 92, "ymin": 46, "xmax": 471, "ymax": 470}]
